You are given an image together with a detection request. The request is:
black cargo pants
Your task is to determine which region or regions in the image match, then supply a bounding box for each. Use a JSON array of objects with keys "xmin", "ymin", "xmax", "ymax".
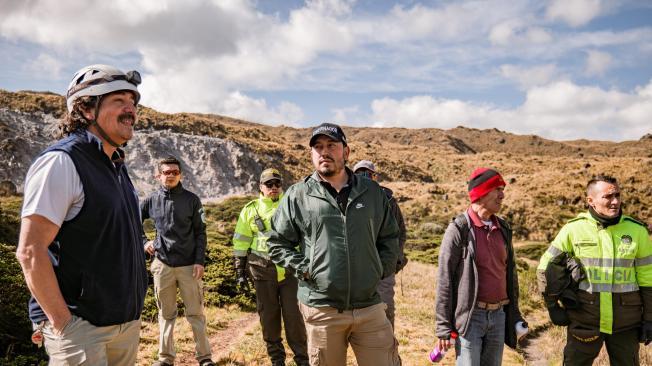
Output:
[
  {"xmin": 563, "ymin": 327, "xmax": 639, "ymax": 366},
  {"xmin": 253, "ymin": 275, "xmax": 308, "ymax": 366}
]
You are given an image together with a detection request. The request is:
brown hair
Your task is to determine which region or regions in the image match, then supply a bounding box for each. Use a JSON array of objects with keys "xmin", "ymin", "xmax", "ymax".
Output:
[
  {"xmin": 57, "ymin": 96, "xmax": 98, "ymax": 138},
  {"xmin": 586, "ymin": 175, "xmax": 618, "ymax": 195},
  {"xmin": 158, "ymin": 156, "xmax": 182, "ymax": 173}
]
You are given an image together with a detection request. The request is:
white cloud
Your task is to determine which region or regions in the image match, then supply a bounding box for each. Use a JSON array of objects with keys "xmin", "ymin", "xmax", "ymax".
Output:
[
  {"xmin": 584, "ymin": 50, "xmax": 612, "ymax": 76},
  {"xmin": 370, "ymin": 80, "xmax": 652, "ymax": 141},
  {"xmin": 489, "ymin": 20, "xmax": 552, "ymax": 46},
  {"xmin": 371, "ymin": 96, "xmax": 495, "ymax": 130},
  {"xmin": 25, "ymin": 53, "xmax": 63, "ymax": 79},
  {"xmin": 500, "ymin": 64, "xmax": 559, "ymax": 89},
  {"xmin": 332, "ymin": 105, "xmax": 362, "ymax": 124},
  {"xmin": 0, "ymin": 0, "xmax": 650, "ymax": 142},
  {"xmin": 526, "ymin": 27, "xmax": 553, "ymax": 44},
  {"xmin": 220, "ymin": 92, "xmax": 305, "ymax": 126},
  {"xmin": 546, "ymin": 0, "xmax": 602, "ymax": 27}
]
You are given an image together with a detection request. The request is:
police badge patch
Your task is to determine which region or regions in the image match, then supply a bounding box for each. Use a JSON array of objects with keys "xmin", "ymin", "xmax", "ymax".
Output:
[{"xmin": 622, "ymin": 235, "xmax": 633, "ymax": 245}]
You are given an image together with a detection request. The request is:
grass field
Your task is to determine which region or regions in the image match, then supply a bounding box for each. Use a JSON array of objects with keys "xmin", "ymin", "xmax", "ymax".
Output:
[{"xmin": 136, "ymin": 243, "xmax": 652, "ymax": 366}]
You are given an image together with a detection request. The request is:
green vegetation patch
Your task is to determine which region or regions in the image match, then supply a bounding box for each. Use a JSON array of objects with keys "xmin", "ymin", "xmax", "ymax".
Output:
[{"xmin": 1, "ymin": 195, "xmax": 257, "ymax": 362}]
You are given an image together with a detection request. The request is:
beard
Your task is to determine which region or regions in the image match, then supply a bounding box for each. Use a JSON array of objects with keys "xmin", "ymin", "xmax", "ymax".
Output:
[
  {"xmin": 318, "ymin": 158, "xmax": 346, "ymax": 177},
  {"xmin": 318, "ymin": 165, "xmax": 337, "ymax": 177}
]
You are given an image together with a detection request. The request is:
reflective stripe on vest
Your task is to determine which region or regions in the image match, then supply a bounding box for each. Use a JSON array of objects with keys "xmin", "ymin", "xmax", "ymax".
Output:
[
  {"xmin": 233, "ymin": 232, "xmax": 253, "ymax": 243},
  {"xmin": 579, "ymin": 281, "xmax": 639, "ymax": 293}
]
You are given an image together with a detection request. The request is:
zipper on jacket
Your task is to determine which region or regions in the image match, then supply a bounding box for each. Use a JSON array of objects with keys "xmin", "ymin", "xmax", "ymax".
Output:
[
  {"xmin": 116, "ymin": 166, "xmax": 144, "ymax": 317},
  {"xmin": 342, "ymin": 212, "xmax": 351, "ymax": 310}
]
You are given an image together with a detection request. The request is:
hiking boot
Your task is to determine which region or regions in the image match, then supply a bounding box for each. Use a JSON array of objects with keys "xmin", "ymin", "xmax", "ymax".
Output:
[
  {"xmin": 152, "ymin": 361, "xmax": 173, "ymax": 366},
  {"xmin": 199, "ymin": 359, "xmax": 215, "ymax": 366}
]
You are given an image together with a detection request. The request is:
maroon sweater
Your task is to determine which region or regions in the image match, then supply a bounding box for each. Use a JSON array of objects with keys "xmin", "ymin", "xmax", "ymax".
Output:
[{"xmin": 468, "ymin": 207, "xmax": 508, "ymax": 303}]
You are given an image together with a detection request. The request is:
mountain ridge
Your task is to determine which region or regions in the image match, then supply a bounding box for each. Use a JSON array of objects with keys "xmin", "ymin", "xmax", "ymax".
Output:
[{"xmin": 1, "ymin": 89, "xmax": 650, "ymax": 241}]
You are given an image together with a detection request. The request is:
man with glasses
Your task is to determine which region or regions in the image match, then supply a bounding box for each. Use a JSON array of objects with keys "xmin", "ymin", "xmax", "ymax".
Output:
[
  {"xmin": 233, "ymin": 168, "xmax": 308, "ymax": 366},
  {"xmin": 16, "ymin": 64, "xmax": 147, "ymax": 365},
  {"xmin": 353, "ymin": 160, "xmax": 408, "ymax": 329},
  {"xmin": 141, "ymin": 156, "xmax": 214, "ymax": 366}
]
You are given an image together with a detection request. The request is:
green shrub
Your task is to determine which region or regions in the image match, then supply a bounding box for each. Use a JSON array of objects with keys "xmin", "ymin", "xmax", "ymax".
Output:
[
  {"xmin": 0, "ymin": 243, "xmax": 48, "ymax": 364},
  {"xmin": 1, "ymin": 195, "xmax": 257, "ymax": 362},
  {"xmin": 0, "ymin": 197, "xmax": 21, "ymax": 246}
]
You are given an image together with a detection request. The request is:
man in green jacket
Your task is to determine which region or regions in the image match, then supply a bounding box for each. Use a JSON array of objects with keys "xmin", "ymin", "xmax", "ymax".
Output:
[
  {"xmin": 232, "ymin": 168, "xmax": 308, "ymax": 366},
  {"xmin": 538, "ymin": 175, "xmax": 652, "ymax": 365},
  {"xmin": 268, "ymin": 123, "xmax": 401, "ymax": 366}
]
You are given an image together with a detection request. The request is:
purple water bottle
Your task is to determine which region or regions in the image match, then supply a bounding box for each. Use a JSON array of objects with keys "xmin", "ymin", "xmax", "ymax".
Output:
[{"xmin": 430, "ymin": 331, "xmax": 457, "ymax": 363}]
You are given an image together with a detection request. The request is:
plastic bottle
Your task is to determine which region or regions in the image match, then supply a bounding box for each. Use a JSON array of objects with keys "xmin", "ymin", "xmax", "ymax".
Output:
[
  {"xmin": 515, "ymin": 321, "xmax": 528, "ymax": 340},
  {"xmin": 430, "ymin": 332, "xmax": 458, "ymax": 363}
]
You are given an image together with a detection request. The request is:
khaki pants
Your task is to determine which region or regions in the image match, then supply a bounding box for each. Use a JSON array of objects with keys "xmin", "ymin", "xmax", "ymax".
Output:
[
  {"xmin": 42, "ymin": 315, "xmax": 140, "ymax": 365},
  {"xmin": 299, "ymin": 302, "xmax": 400, "ymax": 366},
  {"xmin": 151, "ymin": 258, "xmax": 212, "ymax": 364}
]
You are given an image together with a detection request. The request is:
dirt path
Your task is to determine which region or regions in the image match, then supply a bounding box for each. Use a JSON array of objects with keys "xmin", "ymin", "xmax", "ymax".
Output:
[{"xmin": 173, "ymin": 312, "xmax": 260, "ymax": 365}]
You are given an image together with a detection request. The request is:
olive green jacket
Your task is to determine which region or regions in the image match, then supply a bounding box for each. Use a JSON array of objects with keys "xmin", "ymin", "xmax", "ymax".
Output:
[{"xmin": 268, "ymin": 170, "xmax": 400, "ymax": 310}]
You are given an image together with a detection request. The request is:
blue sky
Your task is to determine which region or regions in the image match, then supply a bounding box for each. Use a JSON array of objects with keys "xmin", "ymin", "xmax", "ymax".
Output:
[{"xmin": 1, "ymin": 0, "xmax": 651, "ymax": 141}]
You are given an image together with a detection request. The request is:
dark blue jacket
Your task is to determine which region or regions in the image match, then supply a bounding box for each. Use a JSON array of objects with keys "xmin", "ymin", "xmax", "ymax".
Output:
[
  {"xmin": 141, "ymin": 182, "xmax": 207, "ymax": 267},
  {"xmin": 28, "ymin": 131, "xmax": 147, "ymax": 326}
]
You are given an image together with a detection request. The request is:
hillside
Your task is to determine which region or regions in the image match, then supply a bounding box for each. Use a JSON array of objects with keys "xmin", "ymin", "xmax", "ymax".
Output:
[
  {"xmin": 1, "ymin": 89, "xmax": 652, "ymax": 365},
  {"xmin": 1, "ymin": 89, "xmax": 651, "ymax": 242}
]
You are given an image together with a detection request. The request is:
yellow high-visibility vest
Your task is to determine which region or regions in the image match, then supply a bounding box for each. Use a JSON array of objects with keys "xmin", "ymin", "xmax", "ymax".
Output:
[
  {"xmin": 538, "ymin": 212, "xmax": 652, "ymax": 334},
  {"xmin": 233, "ymin": 194, "xmax": 286, "ymax": 282}
]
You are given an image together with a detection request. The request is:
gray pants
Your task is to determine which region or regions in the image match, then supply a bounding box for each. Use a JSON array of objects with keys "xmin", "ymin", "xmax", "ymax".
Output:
[{"xmin": 378, "ymin": 273, "xmax": 396, "ymax": 328}]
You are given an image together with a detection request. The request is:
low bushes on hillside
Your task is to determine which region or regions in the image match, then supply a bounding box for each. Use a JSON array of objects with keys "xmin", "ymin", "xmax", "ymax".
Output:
[
  {"xmin": 0, "ymin": 196, "xmax": 256, "ymax": 363},
  {"xmin": 0, "ymin": 243, "xmax": 48, "ymax": 365}
]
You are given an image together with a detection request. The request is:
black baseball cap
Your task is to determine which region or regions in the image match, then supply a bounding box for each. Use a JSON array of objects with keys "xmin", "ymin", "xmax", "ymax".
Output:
[{"xmin": 309, "ymin": 123, "xmax": 347, "ymax": 147}]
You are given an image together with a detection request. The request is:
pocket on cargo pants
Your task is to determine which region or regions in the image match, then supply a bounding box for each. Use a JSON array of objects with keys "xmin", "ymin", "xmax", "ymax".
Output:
[
  {"xmin": 564, "ymin": 326, "xmax": 603, "ymax": 365},
  {"xmin": 350, "ymin": 303, "xmax": 401, "ymax": 366}
]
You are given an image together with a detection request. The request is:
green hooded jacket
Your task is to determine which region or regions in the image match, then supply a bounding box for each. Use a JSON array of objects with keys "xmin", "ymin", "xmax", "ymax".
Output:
[{"xmin": 268, "ymin": 170, "xmax": 400, "ymax": 310}]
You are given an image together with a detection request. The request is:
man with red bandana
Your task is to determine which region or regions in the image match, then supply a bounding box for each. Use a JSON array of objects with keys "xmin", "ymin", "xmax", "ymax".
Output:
[{"xmin": 435, "ymin": 168, "xmax": 526, "ymax": 366}]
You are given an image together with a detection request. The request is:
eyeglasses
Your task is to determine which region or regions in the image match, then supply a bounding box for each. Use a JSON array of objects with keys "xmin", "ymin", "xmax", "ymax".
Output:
[
  {"xmin": 161, "ymin": 170, "xmax": 180, "ymax": 177},
  {"xmin": 263, "ymin": 181, "xmax": 282, "ymax": 188}
]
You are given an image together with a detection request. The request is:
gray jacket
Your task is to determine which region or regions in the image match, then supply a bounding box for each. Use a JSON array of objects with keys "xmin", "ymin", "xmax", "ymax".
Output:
[{"xmin": 435, "ymin": 212, "xmax": 524, "ymax": 349}]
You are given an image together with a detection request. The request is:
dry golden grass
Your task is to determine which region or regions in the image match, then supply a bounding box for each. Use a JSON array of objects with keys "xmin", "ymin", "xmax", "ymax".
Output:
[
  {"xmin": 137, "ymin": 261, "xmax": 530, "ymax": 365},
  {"xmin": 136, "ymin": 247, "xmax": 652, "ymax": 365}
]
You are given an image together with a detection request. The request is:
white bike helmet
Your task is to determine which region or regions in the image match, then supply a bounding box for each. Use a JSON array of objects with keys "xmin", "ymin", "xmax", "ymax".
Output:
[{"xmin": 66, "ymin": 64, "xmax": 141, "ymax": 112}]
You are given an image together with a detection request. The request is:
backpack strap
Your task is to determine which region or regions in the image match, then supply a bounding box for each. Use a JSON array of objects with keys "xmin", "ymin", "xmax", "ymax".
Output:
[{"xmin": 452, "ymin": 213, "xmax": 471, "ymax": 258}]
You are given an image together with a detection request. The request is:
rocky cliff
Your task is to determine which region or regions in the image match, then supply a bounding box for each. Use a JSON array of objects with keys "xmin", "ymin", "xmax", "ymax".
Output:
[{"xmin": 0, "ymin": 108, "xmax": 266, "ymax": 200}]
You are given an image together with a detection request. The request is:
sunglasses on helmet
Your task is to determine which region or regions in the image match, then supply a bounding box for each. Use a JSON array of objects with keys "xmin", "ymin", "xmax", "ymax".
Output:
[{"xmin": 67, "ymin": 70, "xmax": 142, "ymax": 98}]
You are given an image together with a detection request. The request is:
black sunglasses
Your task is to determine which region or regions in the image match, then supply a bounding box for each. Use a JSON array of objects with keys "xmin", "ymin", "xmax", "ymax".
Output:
[{"xmin": 263, "ymin": 180, "xmax": 282, "ymax": 188}]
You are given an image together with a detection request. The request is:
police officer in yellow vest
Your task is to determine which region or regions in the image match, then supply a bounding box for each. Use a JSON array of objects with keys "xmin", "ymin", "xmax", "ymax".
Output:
[
  {"xmin": 233, "ymin": 168, "xmax": 308, "ymax": 366},
  {"xmin": 538, "ymin": 175, "xmax": 652, "ymax": 365}
]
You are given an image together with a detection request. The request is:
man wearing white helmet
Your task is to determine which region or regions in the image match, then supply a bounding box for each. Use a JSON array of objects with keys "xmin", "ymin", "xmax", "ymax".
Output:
[{"xmin": 16, "ymin": 64, "xmax": 147, "ymax": 365}]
